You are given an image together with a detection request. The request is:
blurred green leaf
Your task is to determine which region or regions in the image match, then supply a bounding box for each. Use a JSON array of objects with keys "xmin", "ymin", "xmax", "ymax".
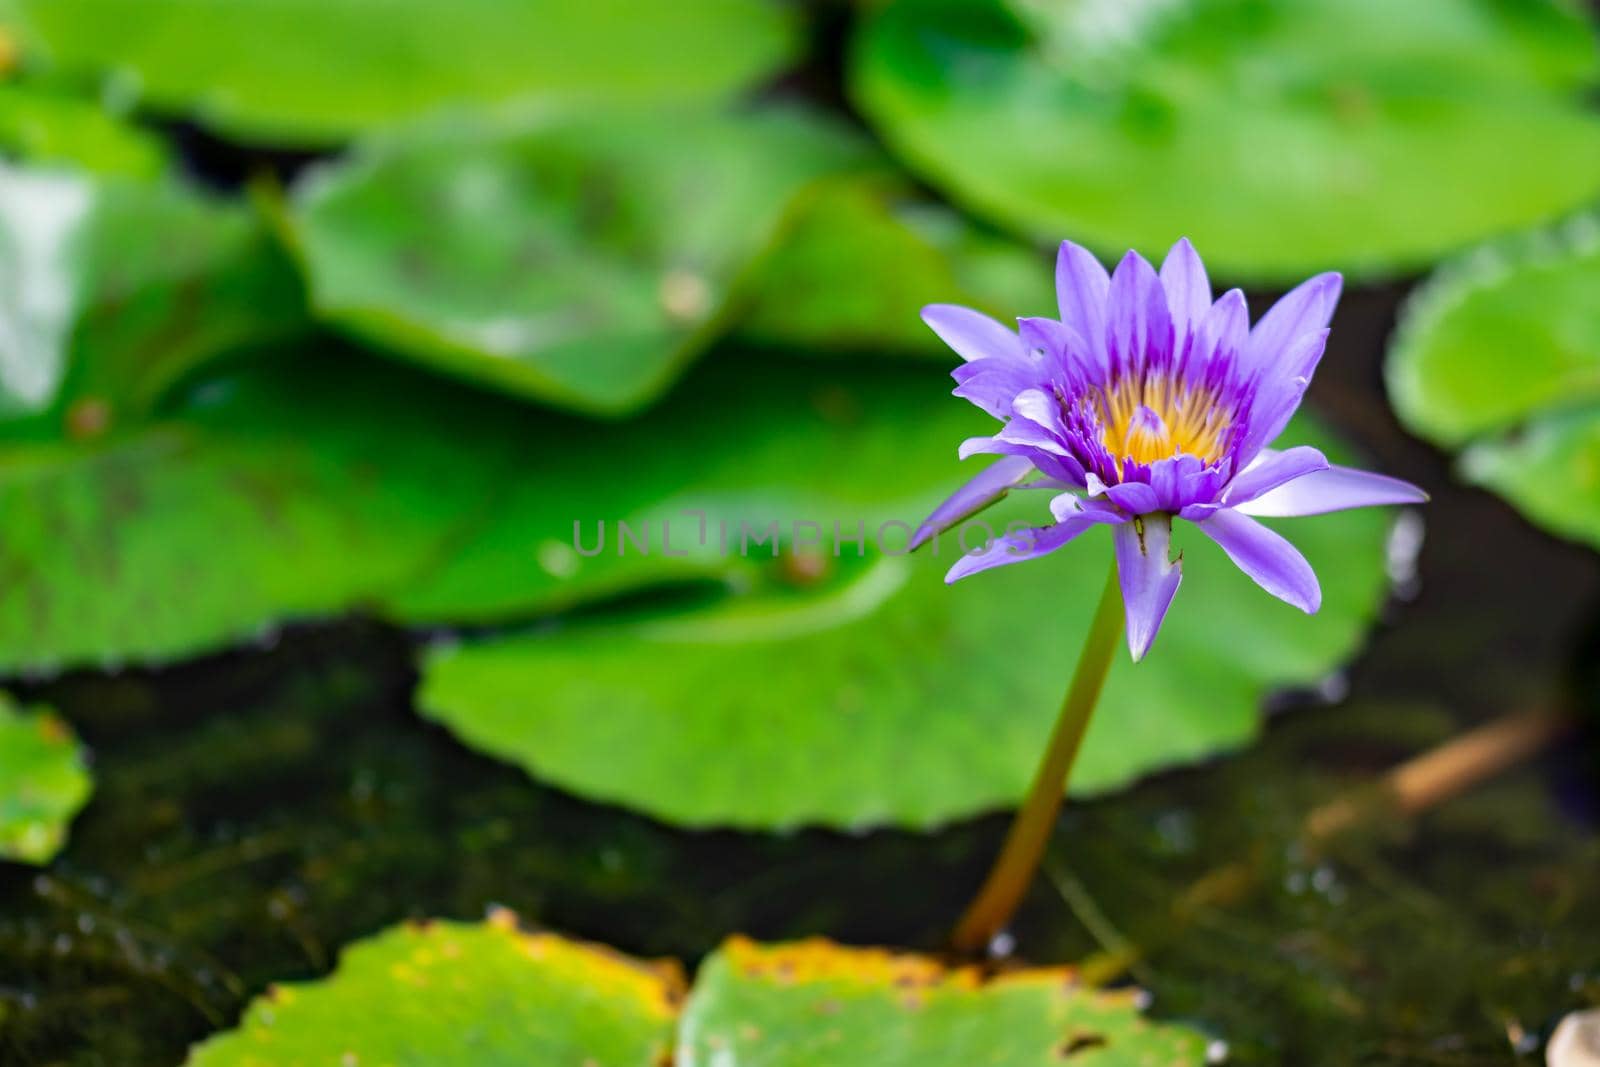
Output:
[
  {"xmin": 0, "ymin": 82, "xmax": 167, "ymax": 177},
  {"xmin": 385, "ymin": 357, "xmax": 995, "ymax": 625},
  {"xmin": 0, "ymin": 351, "xmax": 979, "ymax": 672},
  {"xmin": 289, "ymin": 107, "xmax": 881, "ymax": 415},
  {"xmin": 0, "ymin": 694, "xmax": 92, "ymax": 865},
  {"xmin": 185, "ymin": 911, "xmax": 681, "ymax": 1066},
  {"xmin": 7, "ymin": 0, "xmax": 800, "ymax": 145},
  {"xmin": 851, "ymin": 0, "xmax": 1600, "ymax": 283},
  {"xmin": 680, "ymin": 938, "xmax": 1209, "ymax": 1066},
  {"xmin": 1388, "ymin": 216, "xmax": 1600, "ymax": 548},
  {"xmin": 0, "ymin": 353, "xmax": 526, "ymax": 672},
  {"xmin": 738, "ymin": 177, "xmax": 1054, "ymax": 357},
  {"xmin": 415, "ymin": 397, "xmax": 1393, "ymax": 830},
  {"xmin": 0, "ymin": 164, "xmax": 304, "ymax": 438}
]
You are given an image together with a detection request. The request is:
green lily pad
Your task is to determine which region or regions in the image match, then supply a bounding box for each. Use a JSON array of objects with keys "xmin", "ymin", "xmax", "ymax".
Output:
[
  {"xmin": 184, "ymin": 909, "xmax": 683, "ymax": 1066},
  {"xmin": 738, "ymin": 178, "xmax": 1054, "ymax": 357},
  {"xmin": 1387, "ymin": 215, "xmax": 1600, "ymax": 548},
  {"xmin": 0, "ymin": 164, "xmax": 304, "ymax": 438},
  {"xmin": 0, "ymin": 352, "xmax": 531, "ymax": 673},
  {"xmin": 0, "ymin": 82, "xmax": 167, "ymax": 177},
  {"xmin": 0, "ymin": 350, "xmax": 981, "ymax": 673},
  {"xmin": 289, "ymin": 107, "xmax": 880, "ymax": 414},
  {"xmin": 850, "ymin": 0, "xmax": 1600, "ymax": 283},
  {"xmin": 680, "ymin": 938, "xmax": 1209, "ymax": 1066},
  {"xmin": 7, "ymin": 0, "xmax": 799, "ymax": 145},
  {"xmin": 384, "ymin": 357, "xmax": 996, "ymax": 626},
  {"xmin": 415, "ymin": 382, "xmax": 1394, "ymax": 830},
  {"xmin": 185, "ymin": 915, "xmax": 1208, "ymax": 1066},
  {"xmin": 0, "ymin": 693, "xmax": 92, "ymax": 865}
]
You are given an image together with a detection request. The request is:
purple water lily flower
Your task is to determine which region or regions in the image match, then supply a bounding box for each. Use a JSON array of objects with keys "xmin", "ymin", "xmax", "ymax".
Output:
[{"xmin": 914, "ymin": 238, "xmax": 1426, "ymax": 661}]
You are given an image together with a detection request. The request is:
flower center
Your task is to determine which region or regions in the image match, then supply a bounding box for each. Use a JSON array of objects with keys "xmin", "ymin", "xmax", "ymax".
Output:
[{"xmin": 1093, "ymin": 371, "xmax": 1232, "ymax": 473}]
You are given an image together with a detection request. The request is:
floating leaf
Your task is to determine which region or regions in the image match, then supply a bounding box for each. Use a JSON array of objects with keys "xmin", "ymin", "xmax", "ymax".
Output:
[
  {"xmin": 0, "ymin": 693, "xmax": 92, "ymax": 864},
  {"xmin": 1388, "ymin": 215, "xmax": 1600, "ymax": 548},
  {"xmin": 851, "ymin": 0, "xmax": 1600, "ymax": 283},
  {"xmin": 415, "ymin": 388, "xmax": 1393, "ymax": 829},
  {"xmin": 738, "ymin": 178, "xmax": 1053, "ymax": 357},
  {"xmin": 7, "ymin": 0, "xmax": 799, "ymax": 144},
  {"xmin": 185, "ymin": 910, "xmax": 682, "ymax": 1066},
  {"xmin": 679, "ymin": 938, "xmax": 1209, "ymax": 1066},
  {"xmin": 289, "ymin": 107, "xmax": 880, "ymax": 414},
  {"xmin": 0, "ymin": 352, "xmax": 974, "ymax": 672},
  {"xmin": 0, "ymin": 353, "xmax": 530, "ymax": 673},
  {"xmin": 185, "ymin": 915, "xmax": 1208, "ymax": 1066},
  {"xmin": 0, "ymin": 163, "xmax": 303, "ymax": 437},
  {"xmin": 0, "ymin": 82, "xmax": 167, "ymax": 177}
]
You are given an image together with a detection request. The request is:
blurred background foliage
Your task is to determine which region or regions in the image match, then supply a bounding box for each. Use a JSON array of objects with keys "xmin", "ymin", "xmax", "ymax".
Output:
[{"xmin": 0, "ymin": 0, "xmax": 1596, "ymax": 1063}]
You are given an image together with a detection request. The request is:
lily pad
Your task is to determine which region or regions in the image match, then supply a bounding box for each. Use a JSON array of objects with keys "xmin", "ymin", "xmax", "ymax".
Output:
[
  {"xmin": 0, "ymin": 163, "xmax": 304, "ymax": 437},
  {"xmin": 415, "ymin": 384, "xmax": 1394, "ymax": 829},
  {"xmin": 850, "ymin": 0, "xmax": 1600, "ymax": 283},
  {"xmin": 185, "ymin": 909, "xmax": 682, "ymax": 1066},
  {"xmin": 289, "ymin": 107, "xmax": 880, "ymax": 414},
  {"xmin": 1387, "ymin": 215, "xmax": 1600, "ymax": 548},
  {"xmin": 0, "ymin": 353, "xmax": 528, "ymax": 673},
  {"xmin": 0, "ymin": 693, "xmax": 92, "ymax": 865},
  {"xmin": 679, "ymin": 938, "xmax": 1209, "ymax": 1066},
  {"xmin": 0, "ymin": 82, "xmax": 167, "ymax": 177},
  {"xmin": 738, "ymin": 178, "xmax": 1054, "ymax": 357},
  {"xmin": 0, "ymin": 351, "xmax": 978, "ymax": 673},
  {"xmin": 6, "ymin": 0, "xmax": 799, "ymax": 145},
  {"xmin": 185, "ymin": 914, "xmax": 1208, "ymax": 1066}
]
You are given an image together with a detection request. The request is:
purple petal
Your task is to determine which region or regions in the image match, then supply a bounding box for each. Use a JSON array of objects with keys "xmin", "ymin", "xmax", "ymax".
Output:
[
  {"xmin": 1193, "ymin": 288, "xmax": 1248, "ymax": 370},
  {"xmin": 952, "ymin": 357, "xmax": 1037, "ymax": 419},
  {"xmin": 1050, "ymin": 491, "xmax": 1122, "ymax": 523},
  {"xmin": 1055, "ymin": 240, "xmax": 1111, "ymax": 363},
  {"xmin": 1237, "ymin": 327, "xmax": 1327, "ymax": 462},
  {"xmin": 1107, "ymin": 250, "xmax": 1172, "ymax": 373},
  {"xmin": 1222, "ymin": 446, "xmax": 1329, "ymax": 507},
  {"xmin": 1234, "ymin": 465, "xmax": 1429, "ymax": 518},
  {"xmin": 1114, "ymin": 513, "xmax": 1182, "ymax": 661},
  {"xmin": 1158, "ymin": 237, "xmax": 1211, "ymax": 341},
  {"xmin": 1102, "ymin": 480, "xmax": 1160, "ymax": 515},
  {"xmin": 911, "ymin": 455, "xmax": 1036, "ymax": 551},
  {"xmin": 1018, "ymin": 315, "xmax": 1092, "ymax": 379},
  {"xmin": 922, "ymin": 304, "xmax": 1023, "ymax": 363},
  {"xmin": 1242, "ymin": 272, "xmax": 1341, "ymax": 381},
  {"xmin": 1197, "ymin": 509, "xmax": 1321, "ymax": 613},
  {"xmin": 945, "ymin": 509, "xmax": 1119, "ymax": 583}
]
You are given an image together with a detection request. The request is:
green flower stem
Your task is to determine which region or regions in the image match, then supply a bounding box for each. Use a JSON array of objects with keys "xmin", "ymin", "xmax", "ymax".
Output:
[{"xmin": 950, "ymin": 554, "xmax": 1123, "ymax": 955}]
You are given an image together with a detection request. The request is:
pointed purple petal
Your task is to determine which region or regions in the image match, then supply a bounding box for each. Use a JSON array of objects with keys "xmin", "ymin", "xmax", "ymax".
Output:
[
  {"xmin": 1055, "ymin": 240, "xmax": 1110, "ymax": 362},
  {"xmin": 1159, "ymin": 237, "xmax": 1211, "ymax": 340},
  {"xmin": 1242, "ymin": 272, "xmax": 1341, "ymax": 380},
  {"xmin": 1107, "ymin": 250, "xmax": 1172, "ymax": 373},
  {"xmin": 952, "ymin": 357, "xmax": 1037, "ymax": 418},
  {"xmin": 1237, "ymin": 327, "xmax": 1327, "ymax": 462},
  {"xmin": 911, "ymin": 455, "xmax": 1036, "ymax": 551},
  {"xmin": 922, "ymin": 304, "xmax": 1023, "ymax": 363},
  {"xmin": 1198, "ymin": 509, "xmax": 1321, "ymax": 614},
  {"xmin": 1114, "ymin": 513, "xmax": 1182, "ymax": 661},
  {"xmin": 1193, "ymin": 288, "xmax": 1248, "ymax": 370},
  {"xmin": 1235, "ymin": 465, "xmax": 1429, "ymax": 518},
  {"xmin": 1222, "ymin": 446, "xmax": 1330, "ymax": 507},
  {"xmin": 945, "ymin": 510, "xmax": 1118, "ymax": 583}
]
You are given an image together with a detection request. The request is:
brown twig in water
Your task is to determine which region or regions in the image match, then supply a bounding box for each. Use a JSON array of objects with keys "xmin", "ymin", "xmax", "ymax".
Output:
[{"xmin": 1077, "ymin": 705, "xmax": 1575, "ymax": 987}]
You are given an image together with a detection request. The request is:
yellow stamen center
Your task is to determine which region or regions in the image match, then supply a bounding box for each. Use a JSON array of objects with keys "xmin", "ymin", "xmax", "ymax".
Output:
[{"xmin": 1093, "ymin": 373, "xmax": 1232, "ymax": 473}]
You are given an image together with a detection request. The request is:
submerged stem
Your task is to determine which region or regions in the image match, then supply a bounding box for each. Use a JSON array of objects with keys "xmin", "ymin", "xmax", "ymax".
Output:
[{"xmin": 950, "ymin": 554, "xmax": 1124, "ymax": 955}]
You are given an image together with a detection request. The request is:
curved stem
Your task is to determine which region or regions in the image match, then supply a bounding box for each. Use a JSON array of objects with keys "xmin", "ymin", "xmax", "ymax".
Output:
[{"xmin": 950, "ymin": 555, "xmax": 1124, "ymax": 955}]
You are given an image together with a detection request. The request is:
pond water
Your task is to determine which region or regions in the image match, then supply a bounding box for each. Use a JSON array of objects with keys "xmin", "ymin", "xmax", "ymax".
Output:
[{"xmin": 1, "ymin": 280, "xmax": 1596, "ymax": 1065}]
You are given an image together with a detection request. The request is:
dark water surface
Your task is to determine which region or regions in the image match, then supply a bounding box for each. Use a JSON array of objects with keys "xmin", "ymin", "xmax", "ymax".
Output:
[{"xmin": 0, "ymin": 280, "xmax": 1597, "ymax": 1065}]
